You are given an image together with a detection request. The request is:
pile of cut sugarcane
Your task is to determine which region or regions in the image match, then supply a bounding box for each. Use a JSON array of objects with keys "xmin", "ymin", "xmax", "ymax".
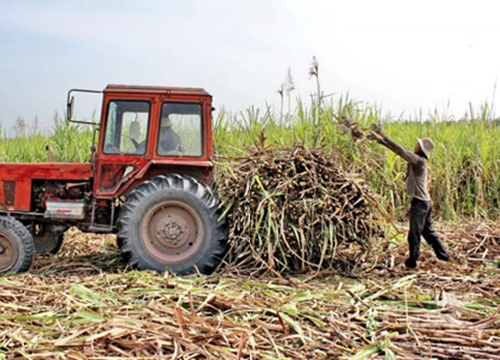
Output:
[{"xmin": 216, "ymin": 139, "xmax": 384, "ymax": 276}]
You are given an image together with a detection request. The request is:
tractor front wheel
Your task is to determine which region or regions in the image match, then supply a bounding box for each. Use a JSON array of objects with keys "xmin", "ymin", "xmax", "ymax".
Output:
[
  {"xmin": 117, "ymin": 174, "xmax": 228, "ymax": 275},
  {"xmin": 30, "ymin": 224, "xmax": 65, "ymax": 254},
  {"xmin": 0, "ymin": 216, "xmax": 34, "ymax": 275}
]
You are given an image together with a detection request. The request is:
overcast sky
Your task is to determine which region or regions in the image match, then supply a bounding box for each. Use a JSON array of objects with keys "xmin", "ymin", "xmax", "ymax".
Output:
[{"xmin": 1, "ymin": 0, "xmax": 499, "ymax": 133}]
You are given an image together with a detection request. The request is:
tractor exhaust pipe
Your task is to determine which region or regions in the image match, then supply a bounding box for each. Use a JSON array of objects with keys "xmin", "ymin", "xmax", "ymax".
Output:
[{"xmin": 46, "ymin": 145, "xmax": 54, "ymax": 162}]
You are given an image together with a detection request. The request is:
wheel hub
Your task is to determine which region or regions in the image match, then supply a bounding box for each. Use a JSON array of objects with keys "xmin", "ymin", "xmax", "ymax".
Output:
[
  {"xmin": 158, "ymin": 220, "xmax": 184, "ymax": 247},
  {"xmin": 0, "ymin": 235, "xmax": 18, "ymax": 271},
  {"xmin": 142, "ymin": 201, "xmax": 202, "ymax": 263}
]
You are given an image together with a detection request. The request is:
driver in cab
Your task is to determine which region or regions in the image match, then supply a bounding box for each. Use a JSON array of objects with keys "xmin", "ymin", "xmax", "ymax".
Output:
[{"xmin": 158, "ymin": 115, "xmax": 183, "ymax": 155}]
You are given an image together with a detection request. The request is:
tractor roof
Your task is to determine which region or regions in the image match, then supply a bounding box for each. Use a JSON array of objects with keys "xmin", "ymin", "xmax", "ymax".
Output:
[{"xmin": 104, "ymin": 84, "xmax": 211, "ymax": 97}]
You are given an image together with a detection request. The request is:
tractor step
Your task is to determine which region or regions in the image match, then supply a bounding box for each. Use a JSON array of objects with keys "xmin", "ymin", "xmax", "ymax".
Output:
[{"xmin": 88, "ymin": 225, "xmax": 114, "ymax": 233}]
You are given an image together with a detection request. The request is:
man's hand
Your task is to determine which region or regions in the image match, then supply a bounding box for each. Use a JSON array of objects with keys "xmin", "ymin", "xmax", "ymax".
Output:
[{"xmin": 370, "ymin": 123, "xmax": 383, "ymax": 134}]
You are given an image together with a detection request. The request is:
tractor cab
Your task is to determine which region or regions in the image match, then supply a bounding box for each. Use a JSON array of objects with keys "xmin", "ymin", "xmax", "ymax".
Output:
[{"xmin": 67, "ymin": 85, "xmax": 215, "ymax": 199}]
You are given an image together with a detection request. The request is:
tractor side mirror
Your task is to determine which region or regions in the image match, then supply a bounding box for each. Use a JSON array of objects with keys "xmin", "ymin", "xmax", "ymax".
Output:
[
  {"xmin": 67, "ymin": 96, "xmax": 75, "ymax": 121},
  {"xmin": 65, "ymin": 88, "xmax": 100, "ymax": 125}
]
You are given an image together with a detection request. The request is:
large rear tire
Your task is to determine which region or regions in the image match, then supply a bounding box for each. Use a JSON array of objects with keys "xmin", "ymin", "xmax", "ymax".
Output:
[
  {"xmin": 117, "ymin": 174, "xmax": 228, "ymax": 274},
  {"xmin": 0, "ymin": 216, "xmax": 34, "ymax": 275}
]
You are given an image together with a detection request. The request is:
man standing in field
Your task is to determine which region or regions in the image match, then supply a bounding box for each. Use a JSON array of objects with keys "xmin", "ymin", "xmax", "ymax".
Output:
[{"xmin": 368, "ymin": 124, "xmax": 450, "ymax": 268}]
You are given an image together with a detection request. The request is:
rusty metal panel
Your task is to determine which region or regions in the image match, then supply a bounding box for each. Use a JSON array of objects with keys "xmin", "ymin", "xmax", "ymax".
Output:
[
  {"xmin": 0, "ymin": 163, "xmax": 92, "ymax": 211},
  {"xmin": 99, "ymin": 164, "xmax": 126, "ymax": 191},
  {"xmin": 0, "ymin": 163, "xmax": 92, "ymax": 181},
  {"xmin": 3, "ymin": 181, "xmax": 15, "ymax": 206},
  {"xmin": 15, "ymin": 179, "xmax": 32, "ymax": 211}
]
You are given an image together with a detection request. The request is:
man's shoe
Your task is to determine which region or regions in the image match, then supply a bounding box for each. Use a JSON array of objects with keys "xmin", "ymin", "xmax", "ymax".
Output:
[
  {"xmin": 436, "ymin": 252, "xmax": 450, "ymax": 261},
  {"xmin": 405, "ymin": 258, "xmax": 418, "ymax": 268},
  {"xmin": 432, "ymin": 244, "xmax": 450, "ymax": 261}
]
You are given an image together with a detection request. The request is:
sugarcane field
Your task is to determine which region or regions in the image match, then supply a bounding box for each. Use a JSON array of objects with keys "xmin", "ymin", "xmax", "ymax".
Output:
[
  {"xmin": 1, "ymin": 74, "xmax": 500, "ymax": 359},
  {"xmin": 0, "ymin": 104, "xmax": 500, "ymax": 359}
]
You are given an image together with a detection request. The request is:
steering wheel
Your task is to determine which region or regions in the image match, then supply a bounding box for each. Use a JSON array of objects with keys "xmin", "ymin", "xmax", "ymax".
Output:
[
  {"xmin": 134, "ymin": 140, "xmax": 147, "ymax": 154},
  {"xmin": 121, "ymin": 133, "xmax": 146, "ymax": 154}
]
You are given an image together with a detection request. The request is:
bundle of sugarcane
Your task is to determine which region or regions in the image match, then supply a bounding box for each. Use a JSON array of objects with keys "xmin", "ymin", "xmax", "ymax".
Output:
[{"xmin": 216, "ymin": 141, "xmax": 384, "ymax": 276}]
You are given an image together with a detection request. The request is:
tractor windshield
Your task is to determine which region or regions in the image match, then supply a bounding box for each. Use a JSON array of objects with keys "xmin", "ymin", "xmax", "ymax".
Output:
[
  {"xmin": 157, "ymin": 103, "xmax": 203, "ymax": 157},
  {"xmin": 103, "ymin": 101, "xmax": 150, "ymax": 155}
]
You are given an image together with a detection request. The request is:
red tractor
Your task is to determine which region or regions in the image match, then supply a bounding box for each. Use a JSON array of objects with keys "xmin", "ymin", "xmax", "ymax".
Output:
[{"xmin": 0, "ymin": 85, "xmax": 228, "ymax": 275}]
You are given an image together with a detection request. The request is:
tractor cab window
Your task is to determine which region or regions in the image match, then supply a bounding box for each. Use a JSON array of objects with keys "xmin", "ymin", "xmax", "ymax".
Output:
[
  {"xmin": 157, "ymin": 103, "xmax": 202, "ymax": 157},
  {"xmin": 103, "ymin": 101, "xmax": 150, "ymax": 155}
]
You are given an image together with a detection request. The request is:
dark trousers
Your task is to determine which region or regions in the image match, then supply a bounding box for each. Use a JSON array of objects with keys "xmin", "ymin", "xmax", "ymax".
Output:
[{"xmin": 407, "ymin": 198, "xmax": 449, "ymax": 265}]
